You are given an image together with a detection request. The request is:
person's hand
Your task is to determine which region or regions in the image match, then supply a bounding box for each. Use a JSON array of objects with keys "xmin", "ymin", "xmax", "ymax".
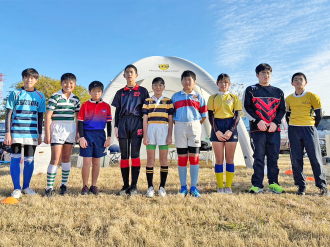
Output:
[
  {"xmin": 75, "ymin": 132, "xmax": 80, "ymax": 142},
  {"xmin": 115, "ymin": 127, "xmax": 119, "ymax": 141},
  {"xmin": 216, "ymin": 131, "xmax": 226, "ymax": 142},
  {"xmin": 80, "ymin": 137, "xmax": 88, "ymax": 148},
  {"xmin": 143, "ymin": 136, "xmax": 149, "ymax": 146},
  {"xmin": 268, "ymin": 122, "xmax": 277, "ymax": 132},
  {"xmin": 166, "ymin": 136, "xmax": 172, "ymax": 145},
  {"xmin": 4, "ymin": 133, "xmax": 12, "ymax": 146},
  {"xmin": 224, "ymin": 130, "xmax": 233, "ymax": 140},
  {"xmin": 104, "ymin": 137, "xmax": 111, "ymax": 147},
  {"xmin": 44, "ymin": 133, "xmax": 51, "ymax": 144},
  {"xmin": 38, "ymin": 135, "xmax": 43, "ymax": 145},
  {"xmin": 257, "ymin": 120, "xmax": 268, "ymax": 131}
]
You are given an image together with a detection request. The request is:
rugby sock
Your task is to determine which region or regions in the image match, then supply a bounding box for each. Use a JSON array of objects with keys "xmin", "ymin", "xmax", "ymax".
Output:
[
  {"xmin": 215, "ymin": 164, "xmax": 224, "ymax": 188},
  {"xmin": 160, "ymin": 166, "xmax": 168, "ymax": 188},
  {"xmin": 22, "ymin": 156, "xmax": 34, "ymax": 190},
  {"xmin": 189, "ymin": 156, "xmax": 200, "ymax": 187},
  {"xmin": 226, "ymin": 163, "xmax": 235, "ymax": 188},
  {"xmin": 120, "ymin": 159, "xmax": 130, "ymax": 188},
  {"xmin": 61, "ymin": 162, "xmax": 71, "ymax": 186},
  {"xmin": 146, "ymin": 167, "xmax": 154, "ymax": 188},
  {"xmin": 10, "ymin": 153, "xmax": 22, "ymax": 190},
  {"xmin": 178, "ymin": 156, "xmax": 188, "ymax": 186},
  {"xmin": 131, "ymin": 158, "xmax": 141, "ymax": 188},
  {"xmin": 47, "ymin": 164, "xmax": 58, "ymax": 190}
]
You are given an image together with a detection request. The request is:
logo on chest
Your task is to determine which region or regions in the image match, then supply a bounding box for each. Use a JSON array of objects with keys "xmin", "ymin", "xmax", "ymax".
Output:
[
  {"xmin": 102, "ymin": 109, "xmax": 106, "ymax": 115},
  {"xmin": 192, "ymin": 95, "xmax": 199, "ymax": 101},
  {"xmin": 226, "ymin": 98, "xmax": 233, "ymax": 105},
  {"xmin": 134, "ymin": 92, "xmax": 140, "ymax": 97}
]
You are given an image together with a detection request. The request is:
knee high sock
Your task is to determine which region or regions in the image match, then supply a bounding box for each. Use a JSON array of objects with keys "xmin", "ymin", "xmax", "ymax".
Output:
[
  {"xmin": 47, "ymin": 164, "xmax": 58, "ymax": 189},
  {"xmin": 226, "ymin": 163, "xmax": 235, "ymax": 188},
  {"xmin": 10, "ymin": 153, "xmax": 22, "ymax": 190},
  {"xmin": 61, "ymin": 162, "xmax": 71, "ymax": 186},
  {"xmin": 160, "ymin": 166, "xmax": 168, "ymax": 188},
  {"xmin": 120, "ymin": 159, "xmax": 130, "ymax": 188},
  {"xmin": 23, "ymin": 156, "xmax": 34, "ymax": 190},
  {"xmin": 146, "ymin": 167, "xmax": 154, "ymax": 188},
  {"xmin": 189, "ymin": 156, "xmax": 200, "ymax": 187},
  {"xmin": 178, "ymin": 156, "xmax": 188, "ymax": 186},
  {"xmin": 215, "ymin": 164, "xmax": 224, "ymax": 188},
  {"xmin": 131, "ymin": 158, "xmax": 141, "ymax": 188}
]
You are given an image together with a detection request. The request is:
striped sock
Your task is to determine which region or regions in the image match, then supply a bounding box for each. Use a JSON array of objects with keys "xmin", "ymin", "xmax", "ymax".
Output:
[
  {"xmin": 47, "ymin": 164, "xmax": 58, "ymax": 189},
  {"xmin": 160, "ymin": 166, "xmax": 168, "ymax": 188},
  {"xmin": 178, "ymin": 156, "xmax": 188, "ymax": 186},
  {"xmin": 61, "ymin": 162, "xmax": 71, "ymax": 186},
  {"xmin": 189, "ymin": 156, "xmax": 200, "ymax": 187},
  {"xmin": 215, "ymin": 164, "xmax": 224, "ymax": 188},
  {"xmin": 10, "ymin": 153, "xmax": 22, "ymax": 190},
  {"xmin": 226, "ymin": 163, "xmax": 235, "ymax": 188},
  {"xmin": 146, "ymin": 167, "xmax": 154, "ymax": 188},
  {"xmin": 23, "ymin": 156, "xmax": 34, "ymax": 190}
]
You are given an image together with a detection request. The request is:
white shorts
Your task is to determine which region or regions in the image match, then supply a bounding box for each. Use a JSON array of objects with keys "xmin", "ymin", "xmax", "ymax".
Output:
[
  {"xmin": 51, "ymin": 121, "xmax": 76, "ymax": 144},
  {"xmin": 174, "ymin": 121, "xmax": 202, "ymax": 148},
  {"xmin": 147, "ymin": 123, "xmax": 168, "ymax": 146}
]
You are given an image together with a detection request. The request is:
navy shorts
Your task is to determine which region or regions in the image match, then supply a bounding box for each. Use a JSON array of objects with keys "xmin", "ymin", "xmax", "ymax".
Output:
[
  {"xmin": 210, "ymin": 118, "xmax": 238, "ymax": 142},
  {"xmin": 80, "ymin": 130, "xmax": 107, "ymax": 158}
]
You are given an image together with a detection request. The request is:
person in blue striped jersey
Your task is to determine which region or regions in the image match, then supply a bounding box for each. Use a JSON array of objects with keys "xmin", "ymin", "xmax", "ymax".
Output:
[{"xmin": 4, "ymin": 68, "xmax": 46, "ymax": 199}]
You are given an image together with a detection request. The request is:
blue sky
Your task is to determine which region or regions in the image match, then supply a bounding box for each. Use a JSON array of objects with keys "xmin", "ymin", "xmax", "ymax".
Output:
[{"xmin": 1, "ymin": 0, "xmax": 330, "ymax": 113}]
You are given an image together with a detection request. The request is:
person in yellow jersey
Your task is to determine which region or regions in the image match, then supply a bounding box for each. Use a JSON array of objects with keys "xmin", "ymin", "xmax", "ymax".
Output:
[
  {"xmin": 286, "ymin": 72, "xmax": 329, "ymax": 196},
  {"xmin": 207, "ymin": 73, "xmax": 242, "ymax": 194}
]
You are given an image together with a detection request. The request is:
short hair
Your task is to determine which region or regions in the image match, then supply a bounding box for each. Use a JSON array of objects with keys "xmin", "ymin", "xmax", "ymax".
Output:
[
  {"xmin": 292, "ymin": 72, "xmax": 307, "ymax": 82},
  {"xmin": 216, "ymin": 73, "xmax": 231, "ymax": 85},
  {"xmin": 22, "ymin": 68, "xmax": 39, "ymax": 80},
  {"xmin": 255, "ymin": 63, "xmax": 272, "ymax": 74},
  {"xmin": 124, "ymin": 64, "xmax": 138, "ymax": 74},
  {"xmin": 89, "ymin": 81, "xmax": 104, "ymax": 91},
  {"xmin": 152, "ymin": 77, "xmax": 165, "ymax": 85},
  {"xmin": 61, "ymin": 73, "xmax": 77, "ymax": 82},
  {"xmin": 181, "ymin": 70, "xmax": 196, "ymax": 81}
]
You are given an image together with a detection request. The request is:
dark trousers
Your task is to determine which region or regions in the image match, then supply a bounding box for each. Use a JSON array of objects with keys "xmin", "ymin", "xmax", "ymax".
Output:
[
  {"xmin": 250, "ymin": 131, "xmax": 280, "ymax": 188},
  {"xmin": 288, "ymin": 125, "xmax": 327, "ymax": 189}
]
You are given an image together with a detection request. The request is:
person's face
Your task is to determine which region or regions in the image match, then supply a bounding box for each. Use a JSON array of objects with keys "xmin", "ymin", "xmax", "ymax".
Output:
[
  {"xmin": 217, "ymin": 79, "xmax": 230, "ymax": 92},
  {"xmin": 23, "ymin": 76, "xmax": 38, "ymax": 91},
  {"xmin": 61, "ymin": 79, "xmax": 76, "ymax": 94},
  {"xmin": 256, "ymin": 70, "xmax": 272, "ymax": 86},
  {"xmin": 181, "ymin": 76, "xmax": 196, "ymax": 92},
  {"xmin": 90, "ymin": 87, "xmax": 103, "ymax": 101},
  {"xmin": 152, "ymin": 82, "xmax": 165, "ymax": 96},
  {"xmin": 123, "ymin": 68, "xmax": 138, "ymax": 83},
  {"xmin": 292, "ymin": 75, "xmax": 307, "ymax": 90}
]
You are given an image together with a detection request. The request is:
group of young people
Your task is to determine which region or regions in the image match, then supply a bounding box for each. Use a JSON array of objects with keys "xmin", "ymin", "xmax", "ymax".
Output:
[{"xmin": 4, "ymin": 63, "xmax": 328, "ymax": 199}]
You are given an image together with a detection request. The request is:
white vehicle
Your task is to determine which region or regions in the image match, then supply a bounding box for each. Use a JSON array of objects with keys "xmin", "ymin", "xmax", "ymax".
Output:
[{"xmin": 317, "ymin": 116, "xmax": 330, "ymax": 156}]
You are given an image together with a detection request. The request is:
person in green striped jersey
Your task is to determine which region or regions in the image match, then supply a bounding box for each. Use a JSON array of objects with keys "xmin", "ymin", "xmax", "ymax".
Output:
[{"xmin": 44, "ymin": 73, "xmax": 81, "ymax": 197}]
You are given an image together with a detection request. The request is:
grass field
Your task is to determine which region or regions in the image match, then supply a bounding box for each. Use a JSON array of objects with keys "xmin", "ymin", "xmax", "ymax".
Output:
[{"xmin": 1, "ymin": 154, "xmax": 330, "ymax": 247}]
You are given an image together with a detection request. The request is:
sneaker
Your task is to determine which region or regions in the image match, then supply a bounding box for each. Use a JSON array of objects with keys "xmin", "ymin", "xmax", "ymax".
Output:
[
  {"xmin": 45, "ymin": 188, "xmax": 54, "ymax": 197},
  {"xmin": 190, "ymin": 186, "xmax": 201, "ymax": 198},
  {"xmin": 90, "ymin": 186, "xmax": 99, "ymax": 195},
  {"xmin": 224, "ymin": 187, "xmax": 233, "ymax": 194},
  {"xmin": 22, "ymin": 187, "xmax": 37, "ymax": 195},
  {"xmin": 179, "ymin": 185, "xmax": 188, "ymax": 197},
  {"xmin": 158, "ymin": 187, "xmax": 166, "ymax": 197},
  {"xmin": 81, "ymin": 185, "xmax": 89, "ymax": 195},
  {"xmin": 146, "ymin": 186, "xmax": 155, "ymax": 198},
  {"xmin": 117, "ymin": 186, "xmax": 130, "ymax": 196},
  {"xmin": 60, "ymin": 184, "xmax": 68, "ymax": 196},
  {"xmin": 268, "ymin": 183, "xmax": 285, "ymax": 194},
  {"xmin": 11, "ymin": 189, "xmax": 22, "ymax": 199},
  {"xmin": 297, "ymin": 186, "xmax": 306, "ymax": 196},
  {"xmin": 217, "ymin": 188, "xmax": 224, "ymax": 193},
  {"xmin": 249, "ymin": 186, "xmax": 263, "ymax": 194},
  {"xmin": 130, "ymin": 187, "xmax": 138, "ymax": 196},
  {"xmin": 319, "ymin": 187, "xmax": 330, "ymax": 197}
]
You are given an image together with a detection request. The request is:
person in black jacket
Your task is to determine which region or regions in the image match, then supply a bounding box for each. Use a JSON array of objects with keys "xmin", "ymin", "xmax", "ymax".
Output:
[{"xmin": 243, "ymin": 63, "xmax": 286, "ymax": 194}]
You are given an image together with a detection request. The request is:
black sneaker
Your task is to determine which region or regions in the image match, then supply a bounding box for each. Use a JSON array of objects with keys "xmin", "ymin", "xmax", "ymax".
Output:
[
  {"xmin": 60, "ymin": 184, "xmax": 68, "ymax": 196},
  {"xmin": 297, "ymin": 186, "xmax": 306, "ymax": 196},
  {"xmin": 117, "ymin": 186, "xmax": 130, "ymax": 196},
  {"xmin": 45, "ymin": 188, "xmax": 54, "ymax": 197},
  {"xmin": 130, "ymin": 187, "xmax": 138, "ymax": 196},
  {"xmin": 319, "ymin": 187, "xmax": 330, "ymax": 197},
  {"xmin": 90, "ymin": 186, "xmax": 99, "ymax": 195},
  {"xmin": 81, "ymin": 185, "xmax": 89, "ymax": 195}
]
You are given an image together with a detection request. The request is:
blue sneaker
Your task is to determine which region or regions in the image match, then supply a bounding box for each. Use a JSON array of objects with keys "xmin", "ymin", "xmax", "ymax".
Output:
[
  {"xmin": 190, "ymin": 186, "xmax": 201, "ymax": 198},
  {"xmin": 179, "ymin": 185, "xmax": 188, "ymax": 197}
]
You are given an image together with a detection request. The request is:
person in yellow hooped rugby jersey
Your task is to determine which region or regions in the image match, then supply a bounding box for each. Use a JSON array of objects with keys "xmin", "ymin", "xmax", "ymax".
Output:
[
  {"xmin": 207, "ymin": 73, "xmax": 242, "ymax": 194},
  {"xmin": 286, "ymin": 72, "xmax": 329, "ymax": 196}
]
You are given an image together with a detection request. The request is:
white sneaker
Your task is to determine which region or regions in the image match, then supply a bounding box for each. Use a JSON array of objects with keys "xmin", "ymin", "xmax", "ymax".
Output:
[
  {"xmin": 224, "ymin": 187, "xmax": 233, "ymax": 194},
  {"xmin": 158, "ymin": 187, "xmax": 166, "ymax": 197},
  {"xmin": 23, "ymin": 187, "xmax": 37, "ymax": 195},
  {"xmin": 11, "ymin": 189, "xmax": 22, "ymax": 199},
  {"xmin": 217, "ymin": 188, "xmax": 224, "ymax": 193},
  {"xmin": 146, "ymin": 186, "xmax": 155, "ymax": 198}
]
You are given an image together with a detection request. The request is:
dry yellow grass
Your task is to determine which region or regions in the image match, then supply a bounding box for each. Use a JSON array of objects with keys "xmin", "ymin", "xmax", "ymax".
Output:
[{"xmin": 1, "ymin": 154, "xmax": 330, "ymax": 247}]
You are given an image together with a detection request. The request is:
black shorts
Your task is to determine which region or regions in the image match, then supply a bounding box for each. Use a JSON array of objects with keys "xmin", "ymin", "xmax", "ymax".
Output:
[
  {"xmin": 118, "ymin": 116, "xmax": 143, "ymax": 139},
  {"xmin": 210, "ymin": 118, "xmax": 238, "ymax": 142}
]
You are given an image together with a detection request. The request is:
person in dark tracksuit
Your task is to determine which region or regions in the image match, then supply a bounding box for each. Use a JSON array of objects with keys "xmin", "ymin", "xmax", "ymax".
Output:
[
  {"xmin": 286, "ymin": 72, "xmax": 329, "ymax": 196},
  {"xmin": 243, "ymin": 63, "xmax": 286, "ymax": 194}
]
